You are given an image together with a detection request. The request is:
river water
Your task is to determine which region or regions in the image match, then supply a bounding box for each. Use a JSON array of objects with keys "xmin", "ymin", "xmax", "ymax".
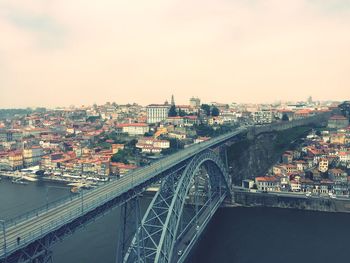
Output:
[{"xmin": 1, "ymin": 178, "xmax": 350, "ymax": 263}]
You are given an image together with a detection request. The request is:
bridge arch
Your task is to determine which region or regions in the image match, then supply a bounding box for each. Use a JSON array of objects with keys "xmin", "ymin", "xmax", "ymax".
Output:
[{"xmin": 123, "ymin": 149, "xmax": 231, "ymax": 263}]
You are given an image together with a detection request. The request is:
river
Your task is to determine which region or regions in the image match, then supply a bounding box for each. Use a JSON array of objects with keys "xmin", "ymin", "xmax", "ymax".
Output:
[{"xmin": 1, "ymin": 178, "xmax": 350, "ymax": 263}]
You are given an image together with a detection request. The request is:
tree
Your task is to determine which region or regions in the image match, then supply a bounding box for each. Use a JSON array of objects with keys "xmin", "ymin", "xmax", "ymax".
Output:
[
  {"xmin": 211, "ymin": 107, "xmax": 220, "ymax": 117},
  {"xmin": 86, "ymin": 115, "xmax": 101, "ymax": 122},
  {"xmin": 339, "ymin": 101, "xmax": 350, "ymax": 120},
  {"xmin": 111, "ymin": 150, "xmax": 129, "ymax": 164},
  {"xmin": 126, "ymin": 139, "xmax": 137, "ymax": 148},
  {"xmin": 195, "ymin": 124, "xmax": 214, "ymax": 137},
  {"xmin": 144, "ymin": 131, "xmax": 154, "ymax": 137},
  {"xmin": 201, "ymin": 104, "xmax": 211, "ymax": 116},
  {"xmin": 178, "ymin": 109, "xmax": 186, "ymax": 117},
  {"xmin": 168, "ymin": 105, "xmax": 178, "ymax": 117},
  {"xmin": 282, "ymin": 113, "xmax": 289, "ymax": 121},
  {"xmin": 162, "ymin": 138, "xmax": 184, "ymax": 155}
]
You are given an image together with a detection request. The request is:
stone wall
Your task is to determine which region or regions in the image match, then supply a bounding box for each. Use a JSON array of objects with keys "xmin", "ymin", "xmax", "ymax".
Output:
[{"xmin": 233, "ymin": 190, "xmax": 350, "ymax": 213}]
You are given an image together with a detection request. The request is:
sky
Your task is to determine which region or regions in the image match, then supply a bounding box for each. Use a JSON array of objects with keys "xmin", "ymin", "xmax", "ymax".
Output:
[{"xmin": 0, "ymin": 0, "xmax": 349, "ymax": 108}]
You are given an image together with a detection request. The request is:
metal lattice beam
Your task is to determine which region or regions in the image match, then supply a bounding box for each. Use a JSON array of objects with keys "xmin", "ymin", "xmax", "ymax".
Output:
[{"xmin": 124, "ymin": 149, "xmax": 230, "ymax": 263}]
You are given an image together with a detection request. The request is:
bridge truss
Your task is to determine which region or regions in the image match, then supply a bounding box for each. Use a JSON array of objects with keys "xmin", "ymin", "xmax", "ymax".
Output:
[{"xmin": 122, "ymin": 149, "xmax": 231, "ymax": 263}]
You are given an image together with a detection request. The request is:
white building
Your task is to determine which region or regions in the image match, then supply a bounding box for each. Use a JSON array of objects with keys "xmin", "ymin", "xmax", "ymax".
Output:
[
  {"xmin": 136, "ymin": 137, "xmax": 170, "ymax": 154},
  {"xmin": 253, "ymin": 110, "xmax": 273, "ymax": 124},
  {"xmin": 116, "ymin": 123, "xmax": 149, "ymax": 136},
  {"xmin": 318, "ymin": 158, "xmax": 329, "ymax": 173},
  {"xmin": 146, "ymin": 104, "xmax": 170, "ymax": 124}
]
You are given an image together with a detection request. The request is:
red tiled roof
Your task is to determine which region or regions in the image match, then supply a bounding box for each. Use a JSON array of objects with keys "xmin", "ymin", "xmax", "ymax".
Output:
[
  {"xmin": 255, "ymin": 176, "xmax": 279, "ymax": 182},
  {"xmin": 329, "ymin": 115, "xmax": 347, "ymax": 120}
]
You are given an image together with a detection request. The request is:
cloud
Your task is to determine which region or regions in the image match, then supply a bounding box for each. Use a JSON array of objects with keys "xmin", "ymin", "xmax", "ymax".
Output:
[{"xmin": 0, "ymin": 0, "xmax": 349, "ymax": 107}]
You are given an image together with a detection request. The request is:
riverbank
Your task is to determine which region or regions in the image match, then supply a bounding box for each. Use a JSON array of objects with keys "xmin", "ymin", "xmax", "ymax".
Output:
[{"xmin": 232, "ymin": 189, "xmax": 350, "ymax": 213}]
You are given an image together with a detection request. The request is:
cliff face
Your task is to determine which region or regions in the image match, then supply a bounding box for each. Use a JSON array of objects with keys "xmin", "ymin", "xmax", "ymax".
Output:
[
  {"xmin": 228, "ymin": 133, "xmax": 278, "ymax": 184},
  {"xmin": 227, "ymin": 126, "xmax": 312, "ymax": 185}
]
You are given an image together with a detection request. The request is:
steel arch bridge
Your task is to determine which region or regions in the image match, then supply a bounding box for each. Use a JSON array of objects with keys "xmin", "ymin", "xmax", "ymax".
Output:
[{"xmin": 120, "ymin": 149, "xmax": 231, "ymax": 263}]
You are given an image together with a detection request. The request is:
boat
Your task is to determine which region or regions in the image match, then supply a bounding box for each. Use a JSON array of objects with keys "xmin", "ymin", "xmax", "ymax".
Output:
[
  {"xmin": 11, "ymin": 177, "xmax": 28, "ymax": 185},
  {"xmin": 21, "ymin": 175, "xmax": 38, "ymax": 182}
]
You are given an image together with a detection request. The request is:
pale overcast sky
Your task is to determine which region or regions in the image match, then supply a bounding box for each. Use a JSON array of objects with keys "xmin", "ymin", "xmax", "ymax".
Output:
[{"xmin": 0, "ymin": 0, "xmax": 349, "ymax": 108}]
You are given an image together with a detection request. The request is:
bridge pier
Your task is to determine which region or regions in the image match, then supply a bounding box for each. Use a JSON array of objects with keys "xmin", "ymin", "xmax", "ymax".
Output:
[{"xmin": 116, "ymin": 195, "xmax": 142, "ymax": 263}]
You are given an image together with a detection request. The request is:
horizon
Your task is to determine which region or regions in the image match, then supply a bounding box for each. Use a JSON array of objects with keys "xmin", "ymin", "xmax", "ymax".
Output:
[
  {"xmin": 1, "ymin": 0, "xmax": 350, "ymax": 108},
  {"xmin": 0, "ymin": 97, "xmax": 345, "ymax": 110}
]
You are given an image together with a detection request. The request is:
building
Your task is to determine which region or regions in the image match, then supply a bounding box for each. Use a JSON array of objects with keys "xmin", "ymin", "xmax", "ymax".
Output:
[
  {"xmin": 294, "ymin": 109, "xmax": 312, "ymax": 119},
  {"xmin": 318, "ymin": 158, "xmax": 329, "ymax": 173},
  {"xmin": 112, "ymin": 144, "xmax": 125, "ymax": 154},
  {"xmin": 255, "ymin": 176, "xmax": 280, "ymax": 192},
  {"xmin": 23, "ymin": 146, "xmax": 44, "ymax": 167},
  {"xmin": 330, "ymin": 133, "xmax": 346, "ymax": 145},
  {"xmin": 282, "ymin": 152, "xmax": 293, "ymax": 164},
  {"xmin": 329, "ymin": 169, "xmax": 348, "ymax": 196},
  {"xmin": 0, "ymin": 129, "xmax": 23, "ymax": 142},
  {"xmin": 8, "ymin": 151, "xmax": 24, "ymax": 170},
  {"xmin": 242, "ymin": 179, "xmax": 255, "ymax": 189},
  {"xmin": 338, "ymin": 151, "xmax": 350, "ymax": 163},
  {"xmin": 277, "ymin": 110, "xmax": 295, "ymax": 121},
  {"xmin": 208, "ymin": 117, "xmax": 224, "ymax": 126},
  {"xmin": 253, "ymin": 110, "xmax": 273, "ymax": 124},
  {"xmin": 110, "ymin": 162, "xmax": 137, "ymax": 176},
  {"xmin": 328, "ymin": 115, "xmax": 349, "ymax": 129},
  {"xmin": 189, "ymin": 97, "xmax": 201, "ymax": 109},
  {"xmin": 290, "ymin": 179, "xmax": 301, "ymax": 192},
  {"xmin": 146, "ymin": 104, "xmax": 170, "ymax": 124},
  {"xmin": 136, "ymin": 137, "xmax": 170, "ymax": 154},
  {"xmin": 116, "ymin": 123, "xmax": 149, "ymax": 136}
]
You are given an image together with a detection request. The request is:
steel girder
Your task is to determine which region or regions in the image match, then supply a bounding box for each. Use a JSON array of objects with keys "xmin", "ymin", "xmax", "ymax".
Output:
[
  {"xmin": 1, "ymin": 179, "xmax": 152, "ymax": 263},
  {"xmin": 124, "ymin": 149, "xmax": 230, "ymax": 263}
]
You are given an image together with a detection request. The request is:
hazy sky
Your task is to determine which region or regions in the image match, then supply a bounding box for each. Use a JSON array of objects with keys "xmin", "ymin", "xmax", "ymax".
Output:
[{"xmin": 0, "ymin": 0, "xmax": 349, "ymax": 108}]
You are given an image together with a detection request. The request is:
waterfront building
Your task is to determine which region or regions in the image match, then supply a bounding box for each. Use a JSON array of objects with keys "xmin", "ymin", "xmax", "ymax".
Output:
[
  {"xmin": 8, "ymin": 151, "xmax": 24, "ymax": 170},
  {"xmin": 300, "ymin": 178, "xmax": 314, "ymax": 193},
  {"xmin": 255, "ymin": 176, "xmax": 280, "ymax": 192},
  {"xmin": 329, "ymin": 169, "xmax": 348, "ymax": 196},
  {"xmin": 290, "ymin": 179, "xmax": 301, "ymax": 192},
  {"xmin": 23, "ymin": 146, "xmax": 44, "ymax": 167}
]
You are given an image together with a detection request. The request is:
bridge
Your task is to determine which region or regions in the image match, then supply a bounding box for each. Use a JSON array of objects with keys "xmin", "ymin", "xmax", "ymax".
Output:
[{"xmin": 0, "ymin": 114, "xmax": 329, "ymax": 263}]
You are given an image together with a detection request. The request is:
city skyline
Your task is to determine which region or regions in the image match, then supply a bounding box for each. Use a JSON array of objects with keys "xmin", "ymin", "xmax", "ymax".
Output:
[{"xmin": 1, "ymin": 0, "xmax": 350, "ymax": 108}]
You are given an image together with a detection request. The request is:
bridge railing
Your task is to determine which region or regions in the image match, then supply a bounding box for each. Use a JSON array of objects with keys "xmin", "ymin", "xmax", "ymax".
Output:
[{"xmin": 4, "ymin": 192, "xmax": 82, "ymax": 228}]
